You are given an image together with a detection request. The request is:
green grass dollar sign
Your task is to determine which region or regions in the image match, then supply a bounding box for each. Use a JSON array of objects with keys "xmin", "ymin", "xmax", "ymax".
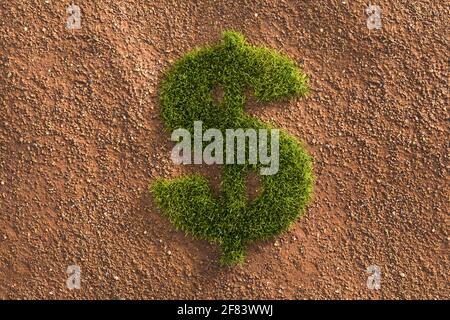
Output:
[{"xmin": 151, "ymin": 31, "xmax": 314, "ymax": 264}]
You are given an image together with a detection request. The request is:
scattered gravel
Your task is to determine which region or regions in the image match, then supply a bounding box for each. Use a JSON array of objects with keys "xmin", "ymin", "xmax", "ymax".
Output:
[{"xmin": 0, "ymin": 0, "xmax": 448, "ymax": 299}]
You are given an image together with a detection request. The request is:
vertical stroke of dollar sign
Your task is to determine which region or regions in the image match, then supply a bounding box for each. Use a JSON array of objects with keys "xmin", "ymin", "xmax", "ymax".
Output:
[{"xmin": 151, "ymin": 32, "xmax": 314, "ymax": 264}]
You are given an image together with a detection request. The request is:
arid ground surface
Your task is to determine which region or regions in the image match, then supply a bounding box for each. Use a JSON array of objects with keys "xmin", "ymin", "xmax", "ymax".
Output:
[{"xmin": 0, "ymin": 0, "xmax": 448, "ymax": 299}]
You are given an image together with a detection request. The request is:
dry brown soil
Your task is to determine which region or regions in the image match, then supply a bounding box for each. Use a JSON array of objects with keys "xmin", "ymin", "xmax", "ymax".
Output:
[{"xmin": 0, "ymin": 0, "xmax": 448, "ymax": 299}]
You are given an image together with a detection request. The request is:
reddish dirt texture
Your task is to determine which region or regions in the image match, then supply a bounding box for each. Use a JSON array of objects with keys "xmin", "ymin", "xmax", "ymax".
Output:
[{"xmin": 0, "ymin": 0, "xmax": 448, "ymax": 299}]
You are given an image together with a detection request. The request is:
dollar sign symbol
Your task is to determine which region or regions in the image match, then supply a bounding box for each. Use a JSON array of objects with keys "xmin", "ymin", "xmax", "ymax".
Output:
[
  {"xmin": 366, "ymin": 4, "xmax": 382, "ymax": 30},
  {"xmin": 151, "ymin": 31, "xmax": 313, "ymax": 264}
]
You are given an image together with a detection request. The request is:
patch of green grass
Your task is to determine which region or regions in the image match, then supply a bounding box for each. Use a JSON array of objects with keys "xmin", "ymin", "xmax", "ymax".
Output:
[{"xmin": 150, "ymin": 31, "xmax": 313, "ymax": 264}]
